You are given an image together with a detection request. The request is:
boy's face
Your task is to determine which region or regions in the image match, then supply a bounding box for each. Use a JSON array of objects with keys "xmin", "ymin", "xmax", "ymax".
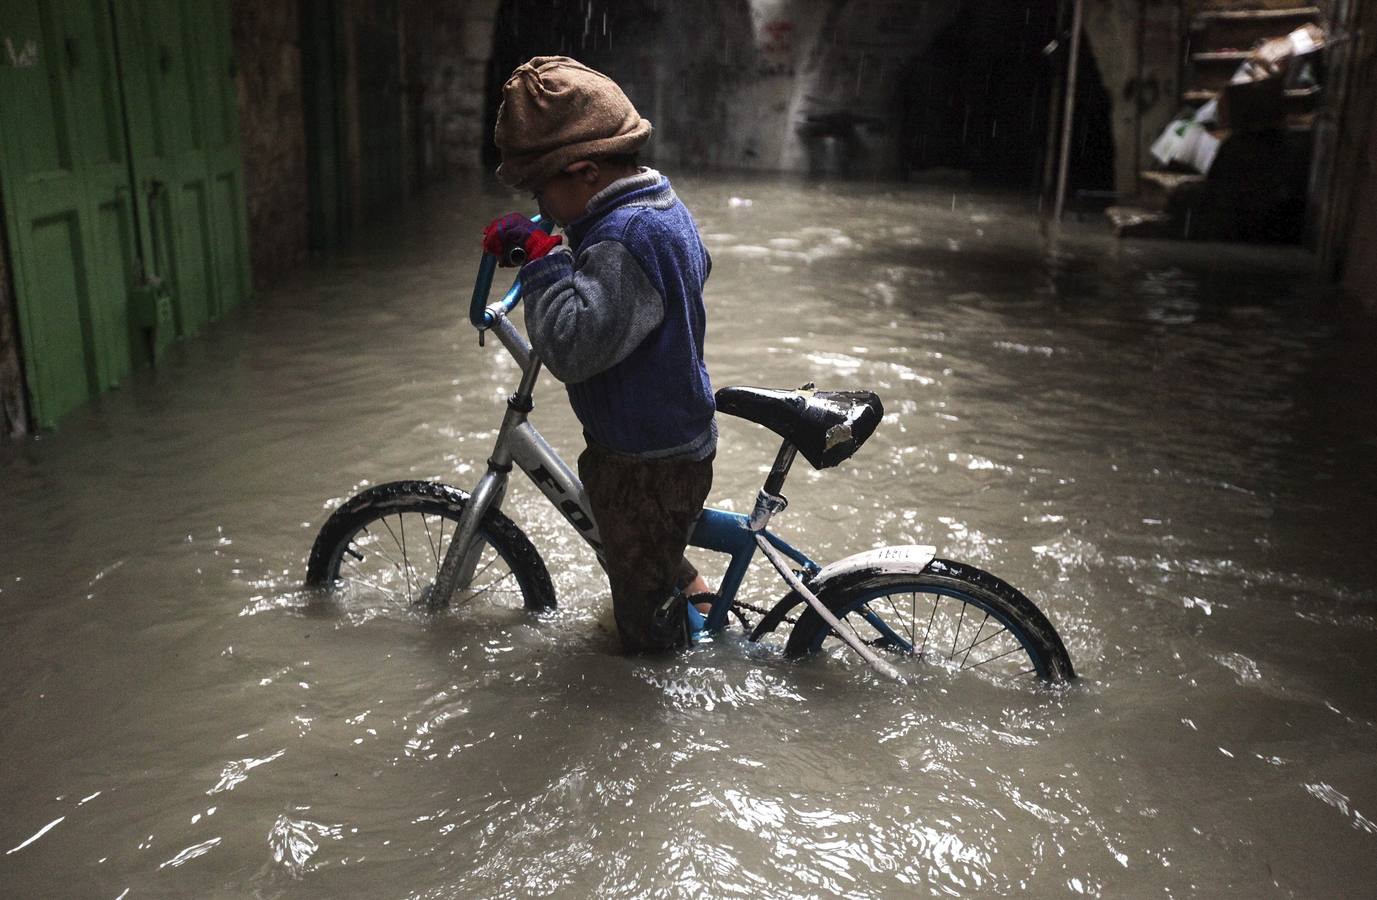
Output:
[{"xmin": 530, "ymin": 160, "xmax": 614, "ymax": 226}]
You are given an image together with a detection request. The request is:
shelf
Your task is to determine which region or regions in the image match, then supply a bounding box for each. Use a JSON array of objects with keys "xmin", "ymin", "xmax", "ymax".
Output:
[{"xmin": 1192, "ymin": 7, "xmax": 1319, "ymax": 24}]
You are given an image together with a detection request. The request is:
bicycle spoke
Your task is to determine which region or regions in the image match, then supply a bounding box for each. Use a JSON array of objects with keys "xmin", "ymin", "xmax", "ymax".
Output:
[
  {"xmin": 878, "ymin": 593, "xmax": 914, "ymax": 652},
  {"xmin": 920, "ymin": 594, "xmax": 939, "ymax": 656},
  {"xmin": 472, "ymin": 570, "xmax": 518, "ymax": 589},
  {"xmin": 355, "ymin": 525, "xmax": 406, "ymax": 576},
  {"xmin": 951, "ymin": 601, "xmax": 966, "ymax": 660},
  {"xmin": 397, "ymin": 514, "xmax": 413, "ymax": 604},
  {"xmin": 377, "ymin": 517, "xmax": 414, "ymax": 604},
  {"xmin": 962, "ymin": 643, "xmax": 1026, "ymax": 671},
  {"xmin": 435, "ymin": 515, "xmax": 450, "ymax": 580},
  {"xmin": 341, "ymin": 558, "xmax": 407, "ymax": 602},
  {"xmin": 314, "ymin": 486, "xmax": 552, "ymax": 618},
  {"xmin": 909, "ymin": 592, "xmax": 917, "ymax": 649},
  {"xmin": 800, "ymin": 570, "xmax": 1071, "ymax": 685},
  {"xmin": 883, "ymin": 594, "xmax": 903, "ymax": 630},
  {"xmin": 960, "ymin": 623, "xmax": 1009, "ymax": 654},
  {"xmin": 447, "ymin": 545, "xmax": 525, "ymax": 604},
  {"xmin": 421, "ymin": 514, "xmax": 441, "ymax": 572},
  {"xmin": 465, "ymin": 548, "xmax": 501, "ymax": 585},
  {"xmin": 463, "ymin": 569, "xmax": 520, "ymax": 601},
  {"xmin": 958, "ymin": 612, "xmax": 990, "ymax": 668}
]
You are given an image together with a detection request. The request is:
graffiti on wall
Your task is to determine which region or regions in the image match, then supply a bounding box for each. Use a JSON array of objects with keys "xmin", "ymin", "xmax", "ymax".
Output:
[
  {"xmin": 4, "ymin": 37, "xmax": 39, "ymax": 68},
  {"xmin": 757, "ymin": 19, "xmax": 795, "ymax": 77}
]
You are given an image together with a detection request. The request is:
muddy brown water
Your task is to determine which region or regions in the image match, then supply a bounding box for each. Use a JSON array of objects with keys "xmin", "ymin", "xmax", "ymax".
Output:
[{"xmin": 2, "ymin": 174, "xmax": 1375, "ymax": 898}]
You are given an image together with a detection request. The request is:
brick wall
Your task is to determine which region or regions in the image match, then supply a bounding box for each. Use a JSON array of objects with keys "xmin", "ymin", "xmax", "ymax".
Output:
[
  {"xmin": 401, "ymin": 0, "xmax": 490, "ymax": 181},
  {"xmin": 424, "ymin": 0, "xmax": 498, "ymax": 175}
]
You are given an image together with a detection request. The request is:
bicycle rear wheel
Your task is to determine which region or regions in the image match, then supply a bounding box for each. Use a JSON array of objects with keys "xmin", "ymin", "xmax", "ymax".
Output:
[
  {"xmin": 305, "ymin": 480, "xmax": 555, "ymax": 613},
  {"xmin": 784, "ymin": 559, "xmax": 1074, "ymax": 683}
]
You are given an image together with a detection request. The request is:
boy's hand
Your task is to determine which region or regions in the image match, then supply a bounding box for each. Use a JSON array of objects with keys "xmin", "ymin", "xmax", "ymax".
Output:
[{"xmin": 482, "ymin": 213, "xmax": 561, "ymax": 267}]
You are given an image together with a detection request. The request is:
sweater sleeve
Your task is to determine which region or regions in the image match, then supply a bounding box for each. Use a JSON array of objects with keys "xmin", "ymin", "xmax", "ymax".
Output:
[{"xmin": 520, "ymin": 240, "xmax": 666, "ymax": 384}]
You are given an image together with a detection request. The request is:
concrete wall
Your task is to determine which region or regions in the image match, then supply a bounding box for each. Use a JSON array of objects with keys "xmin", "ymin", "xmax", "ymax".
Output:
[{"xmin": 232, "ymin": 0, "xmax": 309, "ymax": 289}]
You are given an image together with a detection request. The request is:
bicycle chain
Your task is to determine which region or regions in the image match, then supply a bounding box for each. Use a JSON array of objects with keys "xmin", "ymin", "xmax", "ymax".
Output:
[{"xmin": 729, "ymin": 599, "xmax": 798, "ymax": 628}]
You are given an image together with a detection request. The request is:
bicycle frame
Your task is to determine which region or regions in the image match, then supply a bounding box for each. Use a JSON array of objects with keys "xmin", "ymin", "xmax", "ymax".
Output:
[
  {"xmin": 317, "ymin": 228, "xmax": 1073, "ymax": 681},
  {"xmin": 435, "ymin": 251, "xmax": 820, "ymax": 634}
]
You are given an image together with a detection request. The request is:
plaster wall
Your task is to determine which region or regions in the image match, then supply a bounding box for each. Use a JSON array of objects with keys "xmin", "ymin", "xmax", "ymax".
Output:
[
  {"xmin": 1341, "ymin": 103, "xmax": 1377, "ymax": 305},
  {"xmin": 1082, "ymin": 0, "xmax": 1182, "ymax": 196},
  {"xmin": 473, "ymin": 0, "xmax": 968, "ymax": 177},
  {"xmin": 232, "ymin": 0, "xmax": 309, "ymax": 288},
  {"xmin": 0, "ymin": 194, "xmax": 25, "ymax": 436},
  {"xmin": 653, "ymin": 0, "xmax": 962, "ymax": 175},
  {"xmin": 461, "ymin": 0, "xmax": 1163, "ymax": 185},
  {"xmin": 1339, "ymin": 28, "xmax": 1377, "ymax": 306}
]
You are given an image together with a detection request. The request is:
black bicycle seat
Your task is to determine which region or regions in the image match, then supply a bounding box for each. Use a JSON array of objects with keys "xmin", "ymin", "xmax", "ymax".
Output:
[{"xmin": 715, "ymin": 386, "xmax": 884, "ymax": 469}]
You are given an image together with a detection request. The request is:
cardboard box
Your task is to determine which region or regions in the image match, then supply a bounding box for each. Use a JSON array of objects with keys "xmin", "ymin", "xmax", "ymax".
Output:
[
  {"xmin": 1250, "ymin": 24, "xmax": 1325, "ymax": 69},
  {"xmin": 1150, "ymin": 118, "xmax": 1221, "ymax": 173}
]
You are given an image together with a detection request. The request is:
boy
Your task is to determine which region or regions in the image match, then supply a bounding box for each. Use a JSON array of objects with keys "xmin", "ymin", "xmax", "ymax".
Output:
[{"xmin": 482, "ymin": 56, "xmax": 715, "ymax": 653}]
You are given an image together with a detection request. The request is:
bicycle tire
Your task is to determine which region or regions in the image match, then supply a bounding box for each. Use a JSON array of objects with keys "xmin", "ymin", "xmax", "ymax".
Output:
[
  {"xmin": 305, "ymin": 480, "xmax": 556, "ymax": 613},
  {"xmin": 784, "ymin": 558, "xmax": 1074, "ymax": 683}
]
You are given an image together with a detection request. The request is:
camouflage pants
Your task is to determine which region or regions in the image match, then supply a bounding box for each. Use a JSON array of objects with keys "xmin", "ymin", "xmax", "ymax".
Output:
[{"xmin": 578, "ymin": 442, "xmax": 714, "ymax": 653}]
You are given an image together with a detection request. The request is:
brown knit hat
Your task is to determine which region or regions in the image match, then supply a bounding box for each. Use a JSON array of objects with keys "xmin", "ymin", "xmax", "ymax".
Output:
[{"xmin": 494, "ymin": 56, "xmax": 653, "ymax": 191}]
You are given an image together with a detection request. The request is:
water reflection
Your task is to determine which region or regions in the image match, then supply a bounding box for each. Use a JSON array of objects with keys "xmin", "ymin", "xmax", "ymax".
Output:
[{"xmin": 0, "ymin": 174, "xmax": 1373, "ymax": 897}]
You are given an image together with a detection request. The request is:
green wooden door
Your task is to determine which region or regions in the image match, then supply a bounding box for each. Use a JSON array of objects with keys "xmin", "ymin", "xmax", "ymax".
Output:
[
  {"xmin": 0, "ymin": 0, "xmax": 141, "ymax": 426},
  {"xmin": 113, "ymin": 0, "xmax": 251, "ymax": 338},
  {"xmin": 196, "ymin": 0, "xmax": 252, "ymax": 316},
  {"xmin": 0, "ymin": 0, "xmax": 252, "ymax": 428}
]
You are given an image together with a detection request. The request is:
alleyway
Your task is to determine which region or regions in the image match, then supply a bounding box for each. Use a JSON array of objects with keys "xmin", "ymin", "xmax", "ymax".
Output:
[{"xmin": 2, "ymin": 173, "xmax": 1375, "ymax": 896}]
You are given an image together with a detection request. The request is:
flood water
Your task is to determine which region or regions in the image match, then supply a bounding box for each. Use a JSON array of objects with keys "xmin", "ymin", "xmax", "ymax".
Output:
[{"xmin": 3, "ymin": 173, "xmax": 1375, "ymax": 898}]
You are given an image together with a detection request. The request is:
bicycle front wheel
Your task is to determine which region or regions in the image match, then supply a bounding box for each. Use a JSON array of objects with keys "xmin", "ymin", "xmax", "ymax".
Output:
[
  {"xmin": 784, "ymin": 558, "xmax": 1075, "ymax": 684},
  {"xmin": 305, "ymin": 480, "xmax": 555, "ymax": 613}
]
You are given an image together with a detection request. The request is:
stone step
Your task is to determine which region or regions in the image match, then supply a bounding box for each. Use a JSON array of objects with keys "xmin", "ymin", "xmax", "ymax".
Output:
[
  {"xmin": 1192, "ymin": 5, "xmax": 1319, "ymax": 23},
  {"xmin": 1105, "ymin": 205, "xmax": 1177, "ymax": 239},
  {"xmin": 1138, "ymin": 171, "xmax": 1207, "ymax": 212},
  {"xmin": 1192, "ymin": 50, "xmax": 1252, "ymax": 62}
]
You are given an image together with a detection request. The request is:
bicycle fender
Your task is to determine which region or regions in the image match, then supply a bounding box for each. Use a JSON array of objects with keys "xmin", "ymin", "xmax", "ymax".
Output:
[{"xmin": 748, "ymin": 545, "xmax": 937, "ymax": 640}]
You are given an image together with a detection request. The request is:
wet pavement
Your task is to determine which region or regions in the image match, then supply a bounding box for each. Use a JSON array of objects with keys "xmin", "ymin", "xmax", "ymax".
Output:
[{"xmin": 2, "ymin": 173, "xmax": 1375, "ymax": 897}]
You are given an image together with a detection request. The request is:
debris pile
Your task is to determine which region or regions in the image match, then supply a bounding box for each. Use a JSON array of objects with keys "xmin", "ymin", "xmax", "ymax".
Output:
[{"xmin": 1109, "ymin": 7, "xmax": 1328, "ymax": 242}]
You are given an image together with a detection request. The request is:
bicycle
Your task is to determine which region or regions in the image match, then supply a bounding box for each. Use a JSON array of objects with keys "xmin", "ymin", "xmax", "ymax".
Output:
[{"xmin": 305, "ymin": 222, "xmax": 1076, "ymax": 685}]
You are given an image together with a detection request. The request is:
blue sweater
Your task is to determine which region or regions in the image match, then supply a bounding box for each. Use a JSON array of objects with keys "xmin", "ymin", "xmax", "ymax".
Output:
[{"xmin": 520, "ymin": 170, "xmax": 716, "ymax": 460}]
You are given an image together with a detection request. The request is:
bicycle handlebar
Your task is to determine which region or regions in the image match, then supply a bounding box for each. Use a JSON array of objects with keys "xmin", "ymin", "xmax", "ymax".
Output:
[{"xmin": 469, "ymin": 214, "xmax": 553, "ymax": 330}]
